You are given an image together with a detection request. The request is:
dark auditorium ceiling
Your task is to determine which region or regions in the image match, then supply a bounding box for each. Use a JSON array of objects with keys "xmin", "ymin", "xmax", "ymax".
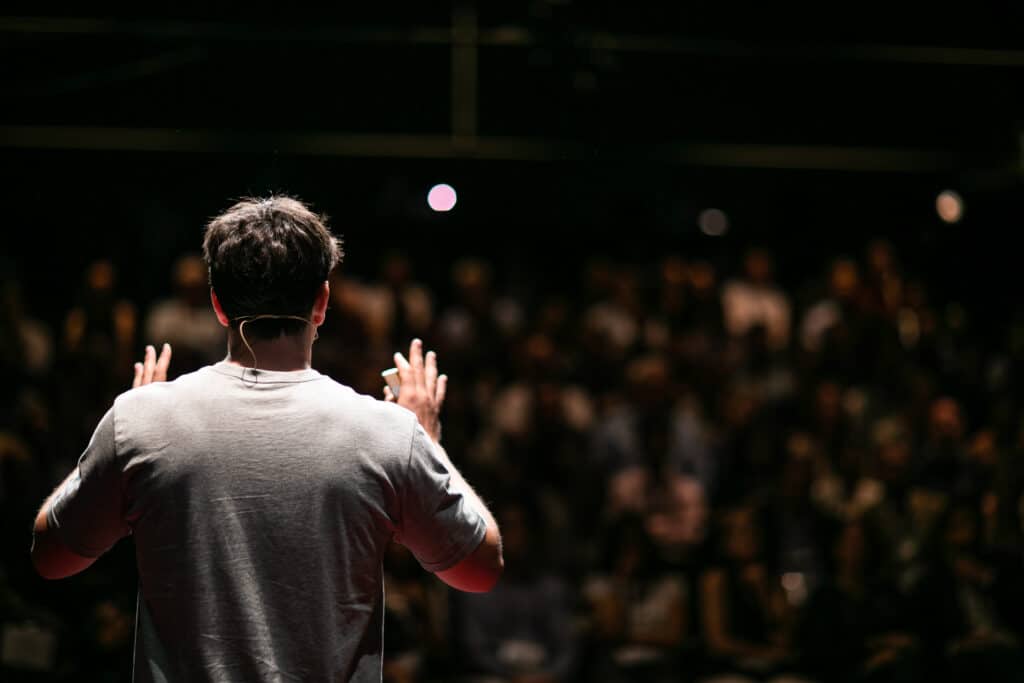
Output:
[
  {"xmin": 3, "ymin": 2, "xmax": 1024, "ymax": 314},
  {"xmin": 2, "ymin": 1, "xmax": 1024, "ymax": 174}
]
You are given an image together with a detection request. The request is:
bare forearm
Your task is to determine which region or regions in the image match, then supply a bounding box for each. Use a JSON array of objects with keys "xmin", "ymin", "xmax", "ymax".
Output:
[
  {"xmin": 33, "ymin": 469, "xmax": 76, "ymax": 536},
  {"xmin": 431, "ymin": 439, "xmax": 504, "ymax": 591},
  {"xmin": 31, "ymin": 471, "xmax": 96, "ymax": 579},
  {"xmin": 389, "ymin": 340, "xmax": 503, "ymax": 591},
  {"xmin": 430, "ymin": 440, "xmax": 497, "ymax": 531}
]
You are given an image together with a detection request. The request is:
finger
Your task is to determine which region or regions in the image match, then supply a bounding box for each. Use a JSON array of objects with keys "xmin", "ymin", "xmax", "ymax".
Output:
[
  {"xmin": 425, "ymin": 350, "xmax": 438, "ymax": 398},
  {"xmin": 394, "ymin": 351, "xmax": 411, "ymax": 385},
  {"xmin": 383, "ymin": 386, "xmax": 396, "ymax": 402},
  {"xmin": 154, "ymin": 343, "xmax": 172, "ymax": 382},
  {"xmin": 435, "ymin": 374, "xmax": 448, "ymax": 408},
  {"xmin": 142, "ymin": 345, "xmax": 156, "ymax": 384},
  {"xmin": 409, "ymin": 338, "xmax": 425, "ymax": 390},
  {"xmin": 132, "ymin": 362, "xmax": 143, "ymax": 388}
]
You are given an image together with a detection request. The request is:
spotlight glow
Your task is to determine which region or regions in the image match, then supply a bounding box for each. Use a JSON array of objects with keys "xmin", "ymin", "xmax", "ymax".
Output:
[
  {"xmin": 936, "ymin": 190, "xmax": 963, "ymax": 224},
  {"xmin": 427, "ymin": 184, "xmax": 457, "ymax": 212},
  {"xmin": 698, "ymin": 208, "xmax": 729, "ymax": 236}
]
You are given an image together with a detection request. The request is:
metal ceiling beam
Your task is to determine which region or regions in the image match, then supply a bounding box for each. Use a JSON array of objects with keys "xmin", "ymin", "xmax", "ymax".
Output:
[
  {"xmin": 3, "ymin": 16, "xmax": 1024, "ymax": 67},
  {"xmin": 0, "ymin": 125, "xmax": 955, "ymax": 172},
  {"xmin": 0, "ymin": 16, "xmax": 451, "ymax": 44},
  {"xmin": 450, "ymin": 3, "xmax": 478, "ymax": 142},
  {"xmin": 18, "ymin": 46, "xmax": 207, "ymax": 97}
]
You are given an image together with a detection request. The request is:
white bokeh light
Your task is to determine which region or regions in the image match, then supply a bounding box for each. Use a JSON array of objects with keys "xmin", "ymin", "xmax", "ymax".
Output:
[
  {"xmin": 427, "ymin": 183, "xmax": 457, "ymax": 212},
  {"xmin": 698, "ymin": 208, "xmax": 729, "ymax": 236}
]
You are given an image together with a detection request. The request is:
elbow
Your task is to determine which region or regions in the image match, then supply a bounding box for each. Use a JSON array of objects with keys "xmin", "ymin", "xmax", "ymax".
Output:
[
  {"xmin": 30, "ymin": 532, "xmax": 93, "ymax": 580},
  {"xmin": 472, "ymin": 522, "xmax": 505, "ymax": 592},
  {"xmin": 465, "ymin": 548, "xmax": 505, "ymax": 593},
  {"xmin": 31, "ymin": 550, "xmax": 65, "ymax": 581},
  {"xmin": 435, "ymin": 522, "xmax": 505, "ymax": 593},
  {"xmin": 479, "ymin": 550, "xmax": 505, "ymax": 593},
  {"xmin": 438, "ymin": 543, "xmax": 504, "ymax": 593}
]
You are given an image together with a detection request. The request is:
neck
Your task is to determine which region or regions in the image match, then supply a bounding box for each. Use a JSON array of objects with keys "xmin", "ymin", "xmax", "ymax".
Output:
[{"xmin": 225, "ymin": 330, "xmax": 313, "ymax": 371}]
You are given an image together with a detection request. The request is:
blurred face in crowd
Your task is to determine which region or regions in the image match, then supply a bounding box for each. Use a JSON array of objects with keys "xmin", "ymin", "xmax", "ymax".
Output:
[
  {"xmin": 382, "ymin": 253, "xmax": 411, "ymax": 286},
  {"xmin": 535, "ymin": 382, "xmax": 563, "ymax": 423},
  {"xmin": 661, "ymin": 255, "xmax": 687, "ymax": 287},
  {"xmin": 625, "ymin": 355, "xmax": 672, "ymax": 413},
  {"xmin": 744, "ymin": 249, "xmax": 774, "ymax": 285},
  {"xmin": 721, "ymin": 384, "xmax": 758, "ymax": 429},
  {"xmin": 174, "ymin": 254, "xmax": 208, "ymax": 307},
  {"xmin": 86, "ymin": 259, "xmax": 116, "ymax": 294},
  {"xmin": 874, "ymin": 418, "xmax": 912, "ymax": 481},
  {"xmin": 452, "ymin": 259, "xmax": 491, "ymax": 312},
  {"xmin": 945, "ymin": 506, "xmax": 978, "ymax": 550},
  {"xmin": 659, "ymin": 256, "xmax": 687, "ymax": 313},
  {"xmin": 829, "ymin": 259, "xmax": 860, "ymax": 301},
  {"xmin": 781, "ymin": 433, "xmax": 814, "ymax": 501},
  {"xmin": 520, "ymin": 332, "xmax": 557, "ymax": 378},
  {"xmin": 867, "ymin": 239, "xmax": 895, "ymax": 277},
  {"xmin": 815, "ymin": 380, "xmax": 843, "ymax": 424},
  {"xmin": 929, "ymin": 397, "xmax": 964, "ymax": 443},
  {"xmin": 537, "ymin": 297, "xmax": 569, "ymax": 335},
  {"xmin": 584, "ymin": 258, "xmax": 615, "ymax": 296},
  {"xmin": 611, "ymin": 268, "xmax": 641, "ymax": 312},
  {"xmin": 722, "ymin": 507, "xmax": 761, "ymax": 563},
  {"xmin": 835, "ymin": 522, "xmax": 866, "ymax": 575},
  {"xmin": 688, "ymin": 261, "xmax": 717, "ymax": 297},
  {"xmin": 969, "ymin": 429, "xmax": 997, "ymax": 467},
  {"xmin": 878, "ymin": 438, "xmax": 911, "ymax": 480},
  {"xmin": 328, "ymin": 272, "xmax": 361, "ymax": 314}
]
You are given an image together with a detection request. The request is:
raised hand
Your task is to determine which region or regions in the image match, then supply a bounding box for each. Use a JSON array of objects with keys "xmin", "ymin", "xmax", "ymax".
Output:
[
  {"xmin": 132, "ymin": 343, "xmax": 172, "ymax": 388},
  {"xmin": 385, "ymin": 339, "xmax": 447, "ymax": 442}
]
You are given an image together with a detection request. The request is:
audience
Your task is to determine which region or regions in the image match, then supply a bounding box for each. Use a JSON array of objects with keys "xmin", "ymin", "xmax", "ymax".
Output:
[
  {"xmin": 4, "ymin": 237, "xmax": 1024, "ymax": 682},
  {"xmin": 453, "ymin": 499, "xmax": 579, "ymax": 683},
  {"xmin": 698, "ymin": 506, "xmax": 808, "ymax": 683}
]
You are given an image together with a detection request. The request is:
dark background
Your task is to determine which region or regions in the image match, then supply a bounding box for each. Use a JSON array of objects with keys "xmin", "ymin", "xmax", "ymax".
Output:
[
  {"xmin": 5, "ymin": 3, "xmax": 1024, "ymax": 682},
  {"xmin": 2, "ymin": 2, "xmax": 1023, "ymax": 319}
]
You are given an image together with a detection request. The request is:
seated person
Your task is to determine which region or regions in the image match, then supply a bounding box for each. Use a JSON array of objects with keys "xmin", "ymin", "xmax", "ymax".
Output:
[
  {"xmin": 583, "ymin": 514, "xmax": 687, "ymax": 683},
  {"xmin": 699, "ymin": 505, "xmax": 811, "ymax": 683},
  {"xmin": 452, "ymin": 499, "xmax": 579, "ymax": 683}
]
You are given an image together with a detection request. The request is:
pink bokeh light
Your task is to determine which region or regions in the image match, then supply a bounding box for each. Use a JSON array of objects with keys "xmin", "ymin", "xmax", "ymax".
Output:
[{"xmin": 427, "ymin": 183, "xmax": 457, "ymax": 212}]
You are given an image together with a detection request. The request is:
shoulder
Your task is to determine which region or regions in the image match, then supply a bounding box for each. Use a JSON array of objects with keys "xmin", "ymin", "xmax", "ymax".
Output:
[
  {"xmin": 312, "ymin": 379, "xmax": 416, "ymax": 425},
  {"xmin": 110, "ymin": 369, "xmax": 217, "ymax": 443},
  {"xmin": 113, "ymin": 366, "xmax": 210, "ymax": 412},
  {"xmin": 304, "ymin": 380, "xmax": 422, "ymax": 453},
  {"xmin": 112, "ymin": 376, "xmax": 178, "ymax": 416}
]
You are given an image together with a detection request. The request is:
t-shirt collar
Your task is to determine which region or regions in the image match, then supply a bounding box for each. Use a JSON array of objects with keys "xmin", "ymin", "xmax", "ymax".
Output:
[{"xmin": 210, "ymin": 360, "xmax": 323, "ymax": 384}]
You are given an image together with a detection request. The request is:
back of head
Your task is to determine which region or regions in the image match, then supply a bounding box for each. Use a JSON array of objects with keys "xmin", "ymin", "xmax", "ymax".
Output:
[{"xmin": 203, "ymin": 196, "xmax": 343, "ymax": 338}]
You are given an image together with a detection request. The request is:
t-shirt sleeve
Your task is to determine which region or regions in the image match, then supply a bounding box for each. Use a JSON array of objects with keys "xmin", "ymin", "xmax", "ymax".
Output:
[
  {"xmin": 395, "ymin": 421, "xmax": 487, "ymax": 573},
  {"xmin": 47, "ymin": 407, "xmax": 130, "ymax": 558}
]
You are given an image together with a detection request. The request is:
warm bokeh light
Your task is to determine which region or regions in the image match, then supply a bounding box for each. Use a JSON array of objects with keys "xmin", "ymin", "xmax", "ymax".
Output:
[
  {"xmin": 427, "ymin": 183, "xmax": 457, "ymax": 212},
  {"xmin": 936, "ymin": 189, "xmax": 963, "ymax": 223},
  {"xmin": 698, "ymin": 208, "xmax": 729, "ymax": 236}
]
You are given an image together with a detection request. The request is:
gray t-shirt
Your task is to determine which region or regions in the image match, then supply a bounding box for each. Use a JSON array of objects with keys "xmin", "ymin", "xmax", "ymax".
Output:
[{"xmin": 48, "ymin": 361, "xmax": 487, "ymax": 682}]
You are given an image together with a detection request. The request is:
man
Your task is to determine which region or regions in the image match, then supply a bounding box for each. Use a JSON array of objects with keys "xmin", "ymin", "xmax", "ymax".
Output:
[{"xmin": 30, "ymin": 196, "xmax": 503, "ymax": 682}]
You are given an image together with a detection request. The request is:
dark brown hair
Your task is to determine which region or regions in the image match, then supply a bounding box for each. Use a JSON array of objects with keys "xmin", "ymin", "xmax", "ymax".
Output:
[{"xmin": 203, "ymin": 196, "xmax": 342, "ymax": 338}]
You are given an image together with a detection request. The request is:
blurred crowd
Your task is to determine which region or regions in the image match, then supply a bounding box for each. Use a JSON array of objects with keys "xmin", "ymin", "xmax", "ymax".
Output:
[{"xmin": 4, "ymin": 239, "xmax": 1024, "ymax": 683}]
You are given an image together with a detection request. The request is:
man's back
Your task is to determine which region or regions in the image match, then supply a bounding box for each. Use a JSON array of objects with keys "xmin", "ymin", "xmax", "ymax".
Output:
[
  {"xmin": 50, "ymin": 361, "xmax": 486, "ymax": 682},
  {"xmin": 33, "ymin": 197, "xmax": 501, "ymax": 681}
]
